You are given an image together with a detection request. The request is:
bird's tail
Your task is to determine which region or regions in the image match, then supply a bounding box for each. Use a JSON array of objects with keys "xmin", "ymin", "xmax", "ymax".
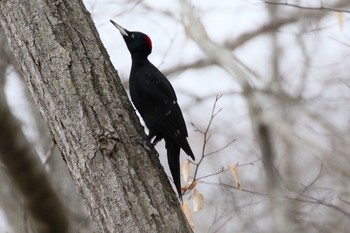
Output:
[
  {"xmin": 165, "ymin": 137, "xmax": 182, "ymax": 199},
  {"xmin": 178, "ymin": 137, "xmax": 195, "ymax": 161}
]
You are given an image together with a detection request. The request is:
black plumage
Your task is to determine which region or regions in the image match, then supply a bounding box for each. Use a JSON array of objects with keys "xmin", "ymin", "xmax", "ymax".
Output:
[{"xmin": 110, "ymin": 20, "xmax": 195, "ymax": 198}]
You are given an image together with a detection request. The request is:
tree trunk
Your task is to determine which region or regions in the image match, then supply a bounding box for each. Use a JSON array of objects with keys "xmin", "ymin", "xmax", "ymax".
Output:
[
  {"xmin": 0, "ymin": 0, "xmax": 192, "ymax": 232},
  {"xmin": 0, "ymin": 23, "xmax": 96, "ymax": 233}
]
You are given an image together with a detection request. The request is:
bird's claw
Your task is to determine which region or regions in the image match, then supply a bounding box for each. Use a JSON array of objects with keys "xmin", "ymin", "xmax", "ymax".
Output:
[
  {"xmin": 137, "ymin": 139, "xmax": 159, "ymax": 157},
  {"xmin": 137, "ymin": 138, "xmax": 153, "ymax": 151}
]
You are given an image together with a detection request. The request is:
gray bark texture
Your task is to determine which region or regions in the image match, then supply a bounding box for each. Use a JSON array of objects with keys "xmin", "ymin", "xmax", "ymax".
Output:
[
  {"xmin": 0, "ymin": 24, "xmax": 96, "ymax": 233},
  {"xmin": 0, "ymin": 0, "xmax": 193, "ymax": 232}
]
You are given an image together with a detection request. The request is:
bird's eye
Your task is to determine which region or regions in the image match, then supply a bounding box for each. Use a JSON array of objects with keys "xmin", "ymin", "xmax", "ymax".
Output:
[{"xmin": 131, "ymin": 34, "xmax": 135, "ymax": 38}]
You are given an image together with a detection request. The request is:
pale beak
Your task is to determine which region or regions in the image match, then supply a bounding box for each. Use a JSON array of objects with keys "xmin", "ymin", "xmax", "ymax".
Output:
[{"xmin": 110, "ymin": 20, "xmax": 129, "ymax": 37}]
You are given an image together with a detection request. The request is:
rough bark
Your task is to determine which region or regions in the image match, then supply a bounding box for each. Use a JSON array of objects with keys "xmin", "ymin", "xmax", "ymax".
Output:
[
  {"xmin": 23, "ymin": 79, "xmax": 97, "ymax": 233},
  {"xmin": 0, "ymin": 0, "xmax": 193, "ymax": 232}
]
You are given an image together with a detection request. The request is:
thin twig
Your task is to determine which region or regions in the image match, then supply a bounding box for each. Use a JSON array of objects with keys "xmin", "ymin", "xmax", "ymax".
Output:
[
  {"xmin": 196, "ymin": 158, "xmax": 261, "ymax": 180},
  {"xmin": 205, "ymin": 138, "xmax": 237, "ymax": 156},
  {"xmin": 296, "ymin": 164, "xmax": 323, "ymax": 199},
  {"xmin": 196, "ymin": 167, "xmax": 228, "ymax": 180},
  {"xmin": 203, "ymin": 180, "xmax": 350, "ymax": 217},
  {"xmin": 237, "ymin": 158, "xmax": 262, "ymax": 167},
  {"xmin": 339, "ymin": 197, "xmax": 350, "ymax": 206},
  {"xmin": 263, "ymin": 1, "xmax": 350, "ymax": 14},
  {"xmin": 199, "ymin": 180, "xmax": 267, "ymax": 196},
  {"xmin": 184, "ymin": 95, "xmax": 226, "ymax": 195},
  {"xmin": 192, "ymin": 95, "xmax": 222, "ymax": 179},
  {"xmin": 291, "ymin": 196, "xmax": 350, "ymax": 217}
]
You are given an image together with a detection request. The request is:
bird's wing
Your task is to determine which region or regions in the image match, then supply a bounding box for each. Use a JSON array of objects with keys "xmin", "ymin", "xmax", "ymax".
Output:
[
  {"xmin": 133, "ymin": 65, "xmax": 187, "ymax": 134},
  {"xmin": 133, "ymin": 66, "xmax": 194, "ymax": 159},
  {"xmin": 156, "ymin": 100, "xmax": 194, "ymax": 159},
  {"xmin": 132, "ymin": 65, "xmax": 177, "ymax": 104}
]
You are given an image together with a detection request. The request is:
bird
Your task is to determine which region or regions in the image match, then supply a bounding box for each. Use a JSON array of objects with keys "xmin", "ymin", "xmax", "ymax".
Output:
[{"xmin": 110, "ymin": 20, "xmax": 195, "ymax": 199}]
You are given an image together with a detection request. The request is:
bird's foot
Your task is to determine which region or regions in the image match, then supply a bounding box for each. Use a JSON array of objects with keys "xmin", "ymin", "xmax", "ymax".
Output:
[
  {"xmin": 137, "ymin": 138, "xmax": 153, "ymax": 151},
  {"xmin": 137, "ymin": 139, "xmax": 159, "ymax": 157}
]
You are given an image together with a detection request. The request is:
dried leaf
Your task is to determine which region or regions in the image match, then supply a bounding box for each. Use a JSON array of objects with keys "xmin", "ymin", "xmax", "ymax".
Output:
[
  {"xmin": 183, "ymin": 159, "xmax": 190, "ymax": 183},
  {"xmin": 337, "ymin": 12, "xmax": 343, "ymax": 31},
  {"xmin": 182, "ymin": 201, "xmax": 194, "ymax": 229},
  {"xmin": 229, "ymin": 164, "xmax": 241, "ymax": 190},
  {"xmin": 187, "ymin": 179, "xmax": 198, "ymax": 191},
  {"xmin": 193, "ymin": 189, "xmax": 204, "ymax": 212}
]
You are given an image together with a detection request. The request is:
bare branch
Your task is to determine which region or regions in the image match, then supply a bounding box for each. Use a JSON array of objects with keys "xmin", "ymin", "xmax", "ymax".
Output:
[
  {"xmin": 263, "ymin": 1, "xmax": 350, "ymax": 14},
  {"xmin": 224, "ymin": 17, "xmax": 297, "ymax": 50},
  {"xmin": 191, "ymin": 96, "xmax": 223, "ymax": 180},
  {"xmin": 204, "ymin": 138, "xmax": 237, "ymax": 157},
  {"xmin": 195, "ymin": 157, "xmax": 260, "ymax": 180},
  {"xmin": 183, "ymin": 95, "xmax": 237, "ymax": 196},
  {"xmin": 163, "ymin": 17, "xmax": 296, "ymax": 77},
  {"xmin": 296, "ymin": 164, "xmax": 324, "ymax": 199}
]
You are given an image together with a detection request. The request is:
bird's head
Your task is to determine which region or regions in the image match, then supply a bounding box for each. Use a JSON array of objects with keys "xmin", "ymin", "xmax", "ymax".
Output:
[{"xmin": 110, "ymin": 20, "xmax": 152, "ymax": 58}]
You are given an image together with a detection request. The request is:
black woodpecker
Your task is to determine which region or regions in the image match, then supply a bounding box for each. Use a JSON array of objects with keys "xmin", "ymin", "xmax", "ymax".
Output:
[{"xmin": 110, "ymin": 20, "xmax": 195, "ymax": 199}]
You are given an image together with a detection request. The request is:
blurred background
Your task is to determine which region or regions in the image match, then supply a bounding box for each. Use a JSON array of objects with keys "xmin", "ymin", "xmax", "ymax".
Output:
[{"xmin": 1, "ymin": 0, "xmax": 350, "ymax": 232}]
